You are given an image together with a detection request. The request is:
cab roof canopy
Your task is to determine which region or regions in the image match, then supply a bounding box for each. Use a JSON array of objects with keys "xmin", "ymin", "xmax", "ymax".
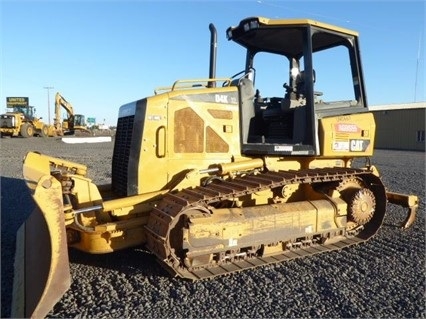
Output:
[{"xmin": 226, "ymin": 16, "xmax": 359, "ymax": 59}]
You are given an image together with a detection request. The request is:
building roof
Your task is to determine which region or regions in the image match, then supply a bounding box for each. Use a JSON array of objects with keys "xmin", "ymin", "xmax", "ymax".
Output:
[{"xmin": 369, "ymin": 102, "xmax": 426, "ymax": 111}]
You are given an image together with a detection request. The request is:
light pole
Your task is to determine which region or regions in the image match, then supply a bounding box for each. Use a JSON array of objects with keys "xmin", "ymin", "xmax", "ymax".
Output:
[{"xmin": 43, "ymin": 86, "xmax": 54, "ymax": 125}]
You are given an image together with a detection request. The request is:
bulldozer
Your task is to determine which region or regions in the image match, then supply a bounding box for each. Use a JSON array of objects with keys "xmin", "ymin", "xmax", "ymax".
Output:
[
  {"xmin": 54, "ymin": 92, "xmax": 92, "ymax": 136},
  {"xmin": 13, "ymin": 17, "xmax": 418, "ymax": 318},
  {"xmin": 0, "ymin": 104, "xmax": 55, "ymax": 137}
]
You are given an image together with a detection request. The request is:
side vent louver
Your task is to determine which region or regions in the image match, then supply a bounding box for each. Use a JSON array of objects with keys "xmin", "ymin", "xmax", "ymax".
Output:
[{"xmin": 112, "ymin": 115, "xmax": 134, "ymax": 196}]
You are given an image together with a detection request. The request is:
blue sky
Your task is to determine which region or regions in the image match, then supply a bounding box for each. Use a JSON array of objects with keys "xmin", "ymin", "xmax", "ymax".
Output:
[{"xmin": 1, "ymin": 0, "xmax": 424, "ymax": 126}]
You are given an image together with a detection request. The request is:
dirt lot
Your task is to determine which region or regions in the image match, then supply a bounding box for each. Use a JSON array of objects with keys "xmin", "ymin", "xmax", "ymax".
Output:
[{"xmin": 1, "ymin": 137, "xmax": 425, "ymax": 318}]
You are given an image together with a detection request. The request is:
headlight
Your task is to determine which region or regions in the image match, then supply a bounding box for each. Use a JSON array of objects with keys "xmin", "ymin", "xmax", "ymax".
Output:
[
  {"xmin": 244, "ymin": 20, "xmax": 259, "ymax": 32},
  {"xmin": 226, "ymin": 29, "xmax": 233, "ymax": 40}
]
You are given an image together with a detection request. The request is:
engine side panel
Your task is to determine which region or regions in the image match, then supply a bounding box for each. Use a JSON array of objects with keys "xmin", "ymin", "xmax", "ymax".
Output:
[{"xmin": 319, "ymin": 112, "xmax": 376, "ymax": 156}]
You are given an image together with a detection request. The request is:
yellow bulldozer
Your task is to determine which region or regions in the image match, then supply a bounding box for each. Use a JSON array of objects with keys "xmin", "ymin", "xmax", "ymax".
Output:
[{"xmin": 13, "ymin": 17, "xmax": 418, "ymax": 318}]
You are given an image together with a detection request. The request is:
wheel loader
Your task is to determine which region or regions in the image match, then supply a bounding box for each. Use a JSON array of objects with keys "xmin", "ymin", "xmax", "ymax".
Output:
[
  {"xmin": 13, "ymin": 17, "xmax": 418, "ymax": 318},
  {"xmin": 0, "ymin": 105, "xmax": 55, "ymax": 137}
]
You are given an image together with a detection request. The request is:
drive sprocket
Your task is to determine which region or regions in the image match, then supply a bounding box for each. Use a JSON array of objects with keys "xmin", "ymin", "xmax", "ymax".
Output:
[
  {"xmin": 336, "ymin": 177, "xmax": 364, "ymax": 192},
  {"xmin": 336, "ymin": 177, "xmax": 376, "ymax": 225},
  {"xmin": 347, "ymin": 188, "xmax": 376, "ymax": 225}
]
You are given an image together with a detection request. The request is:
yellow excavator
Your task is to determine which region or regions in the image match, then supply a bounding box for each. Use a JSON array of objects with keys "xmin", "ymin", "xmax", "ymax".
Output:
[
  {"xmin": 13, "ymin": 17, "xmax": 418, "ymax": 318},
  {"xmin": 54, "ymin": 92, "xmax": 91, "ymax": 136}
]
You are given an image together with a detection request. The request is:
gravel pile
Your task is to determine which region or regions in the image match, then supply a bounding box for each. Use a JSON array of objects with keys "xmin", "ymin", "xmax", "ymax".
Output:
[{"xmin": 1, "ymin": 137, "xmax": 424, "ymax": 318}]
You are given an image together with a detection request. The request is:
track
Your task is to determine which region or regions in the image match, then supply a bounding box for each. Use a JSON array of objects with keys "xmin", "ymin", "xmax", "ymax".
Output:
[{"xmin": 145, "ymin": 167, "xmax": 387, "ymax": 280}]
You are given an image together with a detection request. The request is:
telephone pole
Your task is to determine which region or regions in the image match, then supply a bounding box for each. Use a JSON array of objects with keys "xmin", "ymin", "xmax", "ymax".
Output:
[{"xmin": 43, "ymin": 86, "xmax": 54, "ymax": 125}]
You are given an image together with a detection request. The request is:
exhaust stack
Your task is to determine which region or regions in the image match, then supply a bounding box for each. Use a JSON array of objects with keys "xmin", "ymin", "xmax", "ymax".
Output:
[{"xmin": 207, "ymin": 23, "xmax": 217, "ymax": 88}]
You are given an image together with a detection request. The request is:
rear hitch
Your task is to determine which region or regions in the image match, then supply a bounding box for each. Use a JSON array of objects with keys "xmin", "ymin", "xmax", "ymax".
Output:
[{"xmin": 386, "ymin": 191, "xmax": 419, "ymax": 229}]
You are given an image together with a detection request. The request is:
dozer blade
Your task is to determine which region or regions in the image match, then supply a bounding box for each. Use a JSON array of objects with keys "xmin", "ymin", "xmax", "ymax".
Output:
[
  {"xmin": 12, "ymin": 153, "xmax": 71, "ymax": 318},
  {"xmin": 386, "ymin": 191, "xmax": 419, "ymax": 229}
]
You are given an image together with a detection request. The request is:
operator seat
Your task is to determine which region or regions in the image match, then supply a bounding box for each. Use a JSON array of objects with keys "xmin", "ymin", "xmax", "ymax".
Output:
[{"xmin": 238, "ymin": 77, "xmax": 260, "ymax": 143}]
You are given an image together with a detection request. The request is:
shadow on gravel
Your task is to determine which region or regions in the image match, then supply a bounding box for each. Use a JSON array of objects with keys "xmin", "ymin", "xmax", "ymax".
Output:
[
  {"xmin": 69, "ymin": 246, "xmax": 171, "ymax": 278},
  {"xmin": 1, "ymin": 176, "xmax": 35, "ymax": 318},
  {"xmin": 382, "ymin": 223, "xmax": 403, "ymax": 229}
]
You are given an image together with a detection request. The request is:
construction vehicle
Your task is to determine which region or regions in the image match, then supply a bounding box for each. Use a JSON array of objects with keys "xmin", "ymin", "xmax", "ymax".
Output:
[
  {"xmin": 13, "ymin": 17, "xmax": 418, "ymax": 318},
  {"xmin": 0, "ymin": 105, "xmax": 54, "ymax": 137},
  {"xmin": 54, "ymin": 92, "xmax": 91, "ymax": 136}
]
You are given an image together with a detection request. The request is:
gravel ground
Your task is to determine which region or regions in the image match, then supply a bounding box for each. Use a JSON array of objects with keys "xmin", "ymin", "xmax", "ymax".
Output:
[{"xmin": 1, "ymin": 137, "xmax": 425, "ymax": 318}]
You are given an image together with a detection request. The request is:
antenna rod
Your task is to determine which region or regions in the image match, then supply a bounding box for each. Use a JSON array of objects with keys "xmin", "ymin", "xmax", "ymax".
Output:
[{"xmin": 414, "ymin": 31, "xmax": 423, "ymax": 102}]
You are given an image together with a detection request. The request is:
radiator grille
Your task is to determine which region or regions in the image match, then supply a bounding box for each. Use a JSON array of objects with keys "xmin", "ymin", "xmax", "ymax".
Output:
[
  {"xmin": 112, "ymin": 115, "xmax": 134, "ymax": 196},
  {"xmin": 0, "ymin": 115, "xmax": 16, "ymax": 128}
]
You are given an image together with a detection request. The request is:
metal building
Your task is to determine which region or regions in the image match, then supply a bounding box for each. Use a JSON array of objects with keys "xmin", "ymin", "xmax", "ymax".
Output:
[{"xmin": 370, "ymin": 102, "xmax": 425, "ymax": 151}]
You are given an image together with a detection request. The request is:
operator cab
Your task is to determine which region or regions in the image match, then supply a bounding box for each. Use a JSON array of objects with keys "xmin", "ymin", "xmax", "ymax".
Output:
[
  {"xmin": 73, "ymin": 114, "xmax": 86, "ymax": 127},
  {"xmin": 13, "ymin": 106, "xmax": 36, "ymax": 121},
  {"xmin": 226, "ymin": 17, "xmax": 368, "ymax": 156}
]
